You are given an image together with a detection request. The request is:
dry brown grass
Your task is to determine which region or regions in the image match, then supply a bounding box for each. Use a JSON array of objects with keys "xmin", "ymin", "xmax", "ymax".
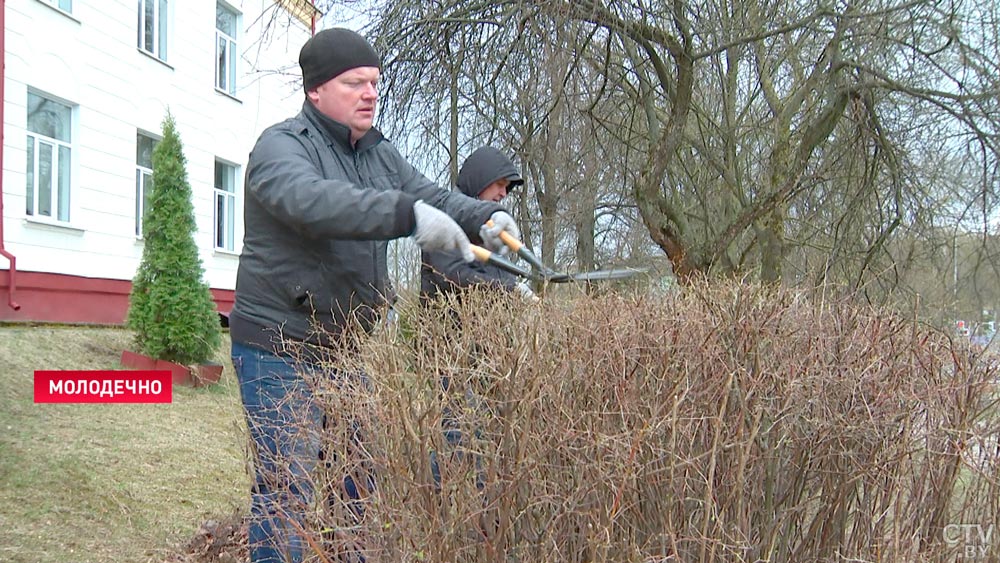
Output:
[{"xmin": 0, "ymin": 325, "xmax": 249, "ymax": 563}]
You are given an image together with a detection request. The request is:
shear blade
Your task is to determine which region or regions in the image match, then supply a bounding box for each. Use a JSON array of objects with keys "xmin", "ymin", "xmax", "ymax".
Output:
[{"xmin": 569, "ymin": 267, "xmax": 648, "ymax": 282}]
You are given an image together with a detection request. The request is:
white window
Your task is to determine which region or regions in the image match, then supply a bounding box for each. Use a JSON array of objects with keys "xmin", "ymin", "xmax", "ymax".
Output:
[
  {"xmin": 214, "ymin": 160, "xmax": 237, "ymax": 251},
  {"xmin": 26, "ymin": 91, "xmax": 73, "ymax": 222},
  {"xmin": 138, "ymin": 0, "xmax": 168, "ymax": 61},
  {"xmin": 135, "ymin": 132, "xmax": 159, "ymax": 237},
  {"xmin": 216, "ymin": 3, "xmax": 239, "ymax": 95},
  {"xmin": 40, "ymin": 0, "xmax": 73, "ymax": 13}
]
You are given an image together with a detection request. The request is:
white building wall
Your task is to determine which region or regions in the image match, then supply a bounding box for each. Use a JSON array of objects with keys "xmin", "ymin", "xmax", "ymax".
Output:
[{"xmin": 2, "ymin": 0, "xmax": 311, "ymax": 289}]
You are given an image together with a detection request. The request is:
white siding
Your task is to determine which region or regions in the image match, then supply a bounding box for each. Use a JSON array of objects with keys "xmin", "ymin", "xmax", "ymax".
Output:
[{"xmin": 2, "ymin": 0, "xmax": 311, "ymax": 289}]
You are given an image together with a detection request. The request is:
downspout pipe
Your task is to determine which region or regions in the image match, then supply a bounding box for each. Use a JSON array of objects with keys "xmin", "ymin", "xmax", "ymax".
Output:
[
  {"xmin": 310, "ymin": 0, "xmax": 316, "ymax": 35},
  {"xmin": 0, "ymin": 0, "xmax": 20, "ymax": 311}
]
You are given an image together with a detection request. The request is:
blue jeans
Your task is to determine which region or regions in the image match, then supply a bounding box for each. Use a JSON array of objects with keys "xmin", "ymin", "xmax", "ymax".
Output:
[
  {"xmin": 430, "ymin": 375, "xmax": 486, "ymax": 491},
  {"xmin": 232, "ymin": 341, "xmax": 370, "ymax": 563}
]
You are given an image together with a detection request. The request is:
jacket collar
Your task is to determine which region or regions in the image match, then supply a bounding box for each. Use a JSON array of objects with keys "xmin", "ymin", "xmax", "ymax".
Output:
[{"xmin": 302, "ymin": 99, "xmax": 383, "ymax": 152}]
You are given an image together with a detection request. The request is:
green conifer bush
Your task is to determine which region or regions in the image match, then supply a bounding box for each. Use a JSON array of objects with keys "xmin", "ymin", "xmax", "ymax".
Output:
[{"xmin": 127, "ymin": 112, "xmax": 221, "ymax": 365}]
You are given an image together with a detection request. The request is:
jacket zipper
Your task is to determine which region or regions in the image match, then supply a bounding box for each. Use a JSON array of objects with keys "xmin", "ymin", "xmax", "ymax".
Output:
[{"xmin": 353, "ymin": 149, "xmax": 382, "ymax": 296}]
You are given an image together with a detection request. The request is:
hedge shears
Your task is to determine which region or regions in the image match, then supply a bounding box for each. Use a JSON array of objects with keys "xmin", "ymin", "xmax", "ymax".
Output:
[{"xmin": 471, "ymin": 221, "xmax": 648, "ymax": 284}]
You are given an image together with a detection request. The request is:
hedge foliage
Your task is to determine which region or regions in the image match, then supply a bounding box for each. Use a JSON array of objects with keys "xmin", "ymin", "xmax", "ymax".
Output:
[{"xmin": 291, "ymin": 283, "xmax": 1000, "ymax": 562}]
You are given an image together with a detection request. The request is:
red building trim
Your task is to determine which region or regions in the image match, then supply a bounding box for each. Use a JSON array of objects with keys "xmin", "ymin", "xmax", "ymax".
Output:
[{"xmin": 0, "ymin": 270, "xmax": 234, "ymax": 325}]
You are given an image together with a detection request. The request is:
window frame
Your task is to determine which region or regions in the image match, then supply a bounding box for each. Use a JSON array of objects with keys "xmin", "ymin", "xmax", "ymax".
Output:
[
  {"xmin": 25, "ymin": 90, "xmax": 74, "ymax": 224},
  {"xmin": 38, "ymin": 0, "xmax": 73, "ymax": 14},
  {"xmin": 213, "ymin": 159, "xmax": 238, "ymax": 252},
  {"xmin": 215, "ymin": 2, "xmax": 240, "ymax": 96},
  {"xmin": 137, "ymin": 0, "xmax": 169, "ymax": 61},
  {"xmin": 135, "ymin": 131, "xmax": 160, "ymax": 238}
]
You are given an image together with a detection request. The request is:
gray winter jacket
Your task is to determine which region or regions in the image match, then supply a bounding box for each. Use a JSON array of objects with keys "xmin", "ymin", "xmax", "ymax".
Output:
[{"xmin": 230, "ymin": 101, "xmax": 503, "ymax": 351}]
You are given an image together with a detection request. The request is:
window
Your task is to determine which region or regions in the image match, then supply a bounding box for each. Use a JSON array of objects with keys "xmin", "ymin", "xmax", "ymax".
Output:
[
  {"xmin": 40, "ymin": 0, "xmax": 73, "ymax": 13},
  {"xmin": 135, "ymin": 132, "xmax": 159, "ymax": 237},
  {"xmin": 26, "ymin": 92, "xmax": 73, "ymax": 222},
  {"xmin": 216, "ymin": 3, "xmax": 239, "ymax": 95},
  {"xmin": 214, "ymin": 161, "xmax": 237, "ymax": 251},
  {"xmin": 137, "ymin": 0, "xmax": 168, "ymax": 61}
]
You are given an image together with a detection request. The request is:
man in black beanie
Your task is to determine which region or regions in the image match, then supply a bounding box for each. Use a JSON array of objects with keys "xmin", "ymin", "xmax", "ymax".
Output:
[{"xmin": 230, "ymin": 27, "xmax": 525, "ymax": 563}]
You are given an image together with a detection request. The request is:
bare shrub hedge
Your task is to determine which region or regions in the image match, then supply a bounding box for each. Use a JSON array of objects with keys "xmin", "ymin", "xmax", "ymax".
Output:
[{"xmin": 303, "ymin": 282, "xmax": 999, "ymax": 562}]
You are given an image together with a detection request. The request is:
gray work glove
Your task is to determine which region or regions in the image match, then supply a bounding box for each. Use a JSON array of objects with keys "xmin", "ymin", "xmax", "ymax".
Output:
[
  {"xmin": 514, "ymin": 282, "xmax": 540, "ymax": 303},
  {"xmin": 412, "ymin": 200, "xmax": 474, "ymax": 263},
  {"xmin": 479, "ymin": 211, "xmax": 520, "ymax": 256}
]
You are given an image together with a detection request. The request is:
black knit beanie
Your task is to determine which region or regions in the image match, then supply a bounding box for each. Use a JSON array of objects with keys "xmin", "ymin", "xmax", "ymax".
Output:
[{"xmin": 299, "ymin": 28, "xmax": 382, "ymax": 92}]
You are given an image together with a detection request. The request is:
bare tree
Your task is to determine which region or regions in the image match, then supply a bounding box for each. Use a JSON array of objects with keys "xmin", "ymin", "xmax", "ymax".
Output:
[{"xmin": 316, "ymin": 0, "xmax": 999, "ymax": 300}]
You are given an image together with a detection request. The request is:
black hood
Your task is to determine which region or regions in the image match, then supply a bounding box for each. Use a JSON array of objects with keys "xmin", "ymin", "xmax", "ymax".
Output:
[{"xmin": 456, "ymin": 146, "xmax": 523, "ymax": 197}]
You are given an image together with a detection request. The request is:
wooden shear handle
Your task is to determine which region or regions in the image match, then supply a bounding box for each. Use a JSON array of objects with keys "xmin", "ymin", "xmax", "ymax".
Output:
[{"xmin": 486, "ymin": 219, "xmax": 523, "ymax": 252}]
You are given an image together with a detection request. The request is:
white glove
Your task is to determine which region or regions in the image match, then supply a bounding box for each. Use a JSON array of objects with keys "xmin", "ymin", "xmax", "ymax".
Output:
[
  {"xmin": 412, "ymin": 201, "xmax": 474, "ymax": 263},
  {"xmin": 479, "ymin": 211, "xmax": 520, "ymax": 256},
  {"xmin": 514, "ymin": 282, "xmax": 540, "ymax": 303}
]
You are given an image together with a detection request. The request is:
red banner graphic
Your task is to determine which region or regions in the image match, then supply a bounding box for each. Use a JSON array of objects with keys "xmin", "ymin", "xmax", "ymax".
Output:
[{"xmin": 33, "ymin": 371, "xmax": 173, "ymax": 403}]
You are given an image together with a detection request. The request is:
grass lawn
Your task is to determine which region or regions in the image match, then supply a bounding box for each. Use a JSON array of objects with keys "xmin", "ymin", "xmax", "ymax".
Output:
[{"xmin": 0, "ymin": 325, "xmax": 249, "ymax": 563}]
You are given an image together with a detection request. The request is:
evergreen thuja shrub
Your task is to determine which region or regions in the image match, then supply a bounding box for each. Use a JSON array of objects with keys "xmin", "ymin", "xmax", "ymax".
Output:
[{"xmin": 127, "ymin": 112, "xmax": 221, "ymax": 365}]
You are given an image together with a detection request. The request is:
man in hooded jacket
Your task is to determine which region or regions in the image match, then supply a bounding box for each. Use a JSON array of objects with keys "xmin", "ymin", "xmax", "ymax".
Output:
[
  {"xmin": 419, "ymin": 146, "xmax": 536, "ymax": 493},
  {"xmin": 420, "ymin": 146, "xmax": 537, "ymax": 303}
]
